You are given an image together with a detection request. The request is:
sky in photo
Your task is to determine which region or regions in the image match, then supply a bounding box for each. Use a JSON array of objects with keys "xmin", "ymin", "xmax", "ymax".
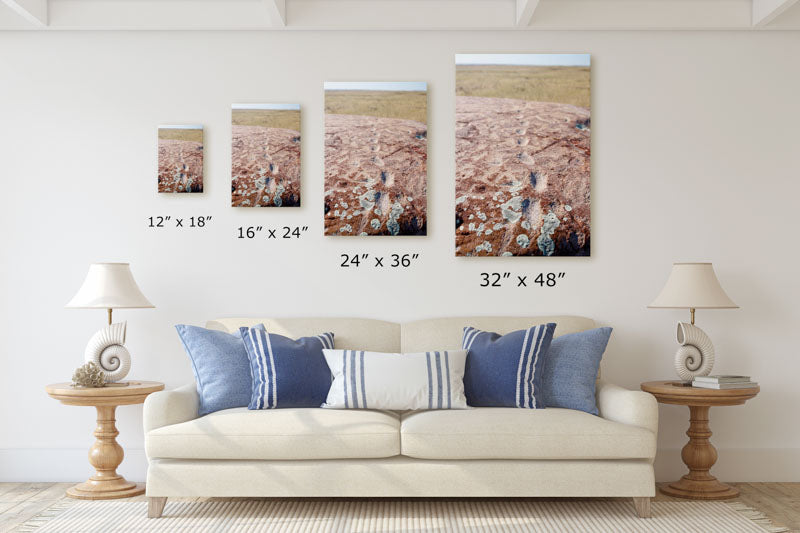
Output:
[
  {"xmin": 159, "ymin": 124, "xmax": 203, "ymax": 129},
  {"xmin": 324, "ymin": 82, "xmax": 427, "ymax": 92},
  {"xmin": 456, "ymin": 54, "xmax": 590, "ymax": 66},
  {"xmin": 231, "ymin": 103, "xmax": 300, "ymax": 110}
]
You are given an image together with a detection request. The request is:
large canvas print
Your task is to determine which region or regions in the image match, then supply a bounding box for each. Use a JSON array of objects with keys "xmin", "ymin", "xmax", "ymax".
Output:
[
  {"xmin": 455, "ymin": 54, "xmax": 591, "ymax": 256},
  {"xmin": 158, "ymin": 125, "xmax": 203, "ymax": 193},
  {"xmin": 324, "ymin": 82, "xmax": 427, "ymax": 236},
  {"xmin": 232, "ymin": 104, "xmax": 301, "ymax": 207}
]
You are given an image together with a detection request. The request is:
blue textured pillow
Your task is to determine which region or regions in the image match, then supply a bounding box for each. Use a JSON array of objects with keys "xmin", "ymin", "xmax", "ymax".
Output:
[
  {"xmin": 462, "ymin": 324, "xmax": 556, "ymax": 408},
  {"xmin": 240, "ymin": 327, "xmax": 334, "ymax": 409},
  {"xmin": 175, "ymin": 324, "xmax": 265, "ymax": 417},
  {"xmin": 542, "ymin": 327, "xmax": 613, "ymax": 415}
]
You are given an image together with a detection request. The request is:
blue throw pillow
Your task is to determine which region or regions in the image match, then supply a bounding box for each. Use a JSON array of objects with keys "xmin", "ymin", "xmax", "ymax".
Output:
[
  {"xmin": 240, "ymin": 327, "xmax": 335, "ymax": 409},
  {"xmin": 542, "ymin": 327, "xmax": 613, "ymax": 415},
  {"xmin": 462, "ymin": 324, "xmax": 556, "ymax": 408},
  {"xmin": 175, "ymin": 324, "xmax": 265, "ymax": 417}
]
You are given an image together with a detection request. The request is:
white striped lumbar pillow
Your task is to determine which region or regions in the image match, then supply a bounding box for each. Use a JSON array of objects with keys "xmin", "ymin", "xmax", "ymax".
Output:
[{"xmin": 321, "ymin": 349, "xmax": 469, "ymax": 410}]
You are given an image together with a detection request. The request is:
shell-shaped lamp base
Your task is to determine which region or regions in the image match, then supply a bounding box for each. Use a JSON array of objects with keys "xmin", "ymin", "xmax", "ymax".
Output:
[
  {"xmin": 674, "ymin": 322, "xmax": 715, "ymax": 381},
  {"xmin": 84, "ymin": 322, "xmax": 131, "ymax": 382}
]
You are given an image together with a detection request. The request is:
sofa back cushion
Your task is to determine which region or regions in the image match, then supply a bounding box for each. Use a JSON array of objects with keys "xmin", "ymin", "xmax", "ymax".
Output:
[
  {"xmin": 401, "ymin": 316, "xmax": 595, "ymax": 353},
  {"xmin": 208, "ymin": 317, "xmax": 400, "ymax": 352},
  {"xmin": 209, "ymin": 316, "xmax": 594, "ymax": 355}
]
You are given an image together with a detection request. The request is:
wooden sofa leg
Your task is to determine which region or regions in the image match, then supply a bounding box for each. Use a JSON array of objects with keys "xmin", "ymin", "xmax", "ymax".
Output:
[
  {"xmin": 633, "ymin": 497, "xmax": 651, "ymax": 518},
  {"xmin": 148, "ymin": 497, "xmax": 167, "ymax": 518}
]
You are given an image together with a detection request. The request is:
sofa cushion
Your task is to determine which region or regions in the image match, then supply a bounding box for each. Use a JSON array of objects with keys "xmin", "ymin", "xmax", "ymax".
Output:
[
  {"xmin": 146, "ymin": 408, "xmax": 400, "ymax": 460},
  {"xmin": 462, "ymin": 324, "xmax": 556, "ymax": 408},
  {"xmin": 322, "ymin": 349, "xmax": 468, "ymax": 410},
  {"xmin": 240, "ymin": 327, "xmax": 334, "ymax": 410},
  {"xmin": 175, "ymin": 323, "xmax": 265, "ymax": 416},
  {"xmin": 400, "ymin": 408, "xmax": 655, "ymax": 460},
  {"xmin": 542, "ymin": 327, "xmax": 613, "ymax": 415}
]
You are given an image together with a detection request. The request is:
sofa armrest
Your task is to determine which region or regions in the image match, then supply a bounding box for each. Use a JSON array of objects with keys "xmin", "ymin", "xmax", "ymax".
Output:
[
  {"xmin": 143, "ymin": 383, "xmax": 199, "ymax": 433},
  {"xmin": 596, "ymin": 380, "xmax": 658, "ymax": 435}
]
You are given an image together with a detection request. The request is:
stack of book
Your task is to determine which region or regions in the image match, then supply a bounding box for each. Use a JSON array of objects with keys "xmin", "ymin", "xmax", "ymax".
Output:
[{"xmin": 692, "ymin": 375, "xmax": 758, "ymax": 389}]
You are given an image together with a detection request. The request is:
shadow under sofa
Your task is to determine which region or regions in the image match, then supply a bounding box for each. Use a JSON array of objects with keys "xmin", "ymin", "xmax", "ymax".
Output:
[{"xmin": 143, "ymin": 316, "xmax": 658, "ymax": 518}]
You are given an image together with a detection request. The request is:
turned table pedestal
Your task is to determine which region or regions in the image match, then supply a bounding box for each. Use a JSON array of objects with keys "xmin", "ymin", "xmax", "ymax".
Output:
[
  {"xmin": 641, "ymin": 380, "xmax": 759, "ymax": 500},
  {"xmin": 45, "ymin": 381, "xmax": 164, "ymax": 500}
]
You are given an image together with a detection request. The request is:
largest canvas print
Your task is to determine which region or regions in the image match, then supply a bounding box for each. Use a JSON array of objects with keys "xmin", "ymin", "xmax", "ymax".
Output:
[
  {"xmin": 324, "ymin": 82, "xmax": 427, "ymax": 236},
  {"xmin": 455, "ymin": 54, "xmax": 591, "ymax": 256}
]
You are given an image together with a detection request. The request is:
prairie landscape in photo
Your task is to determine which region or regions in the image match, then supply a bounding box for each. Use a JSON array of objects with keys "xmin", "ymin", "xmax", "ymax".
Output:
[
  {"xmin": 158, "ymin": 125, "xmax": 203, "ymax": 193},
  {"xmin": 455, "ymin": 54, "xmax": 591, "ymax": 256},
  {"xmin": 231, "ymin": 104, "xmax": 301, "ymax": 207},
  {"xmin": 324, "ymin": 82, "xmax": 427, "ymax": 236}
]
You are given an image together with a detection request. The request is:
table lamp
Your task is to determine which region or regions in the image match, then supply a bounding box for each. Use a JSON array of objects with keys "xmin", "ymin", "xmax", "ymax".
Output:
[
  {"xmin": 648, "ymin": 262, "xmax": 738, "ymax": 382},
  {"xmin": 66, "ymin": 263, "xmax": 154, "ymax": 383}
]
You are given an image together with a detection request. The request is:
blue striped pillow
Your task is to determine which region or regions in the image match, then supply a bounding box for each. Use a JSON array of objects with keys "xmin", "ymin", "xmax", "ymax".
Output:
[
  {"xmin": 462, "ymin": 324, "xmax": 556, "ymax": 408},
  {"xmin": 321, "ymin": 349, "xmax": 469, "ymax": 410},
  {"xmin": 240, "ymin": 327, "xmax": 334, "ymax": 409}
]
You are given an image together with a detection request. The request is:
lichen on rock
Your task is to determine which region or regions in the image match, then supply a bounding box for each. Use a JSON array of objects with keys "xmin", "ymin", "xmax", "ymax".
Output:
[{"xmin": 537, "ymin": 212, "xmax": 561, "ymax": 256}]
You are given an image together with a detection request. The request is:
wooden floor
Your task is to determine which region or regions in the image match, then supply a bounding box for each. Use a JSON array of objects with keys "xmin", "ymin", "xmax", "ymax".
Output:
[{"xmin": 0, "ymin": 482, "xmax": 798, "ymax": 532}]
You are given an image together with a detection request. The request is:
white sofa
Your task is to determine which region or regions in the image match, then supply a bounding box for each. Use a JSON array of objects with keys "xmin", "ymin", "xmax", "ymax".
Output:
[{"xmin": 143, "ymin": 316, "xmax": 658, "ymax": 518}]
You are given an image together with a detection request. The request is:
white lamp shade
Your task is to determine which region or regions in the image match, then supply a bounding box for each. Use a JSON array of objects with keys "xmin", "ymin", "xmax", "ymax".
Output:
[
  {"xmin": 66, "ymin": 263, "xmax": 154, "ymax": 309},
  {"xmin": 648, "ymin": 262, "xmax": 738, "ymax": 309}
]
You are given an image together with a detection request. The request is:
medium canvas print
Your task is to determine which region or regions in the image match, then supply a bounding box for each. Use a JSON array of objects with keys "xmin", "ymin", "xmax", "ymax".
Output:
[
  {"xmin": 324, "ymin": 82, "xmax": 427, "ymax": 236},
  {"xmin": 455, "ymin": 54, "xmax": 591, "ymax": 256},
  {"xmin": 231, "ymin": 104, "xmax": 301, "ymax": 207},
  {"xmin": 158, "ymin": 125, "xmax": 203, "ymax": 193}
]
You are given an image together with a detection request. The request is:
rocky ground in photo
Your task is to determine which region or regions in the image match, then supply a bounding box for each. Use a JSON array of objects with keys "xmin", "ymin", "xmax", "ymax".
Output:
[
  {"xmin": 455, "ymin": 96, "xmax": 591, "ymax": 256},
  {"xmin": 324, "ymin": 114, "xmax": 427, "ymax": 236},
  {"xmin": 231, "ymin": 125, "xmax": 301, "ymax": 207},
  {"xmin": 157, "ymin": 139, "xmax": 203, "ymax": 193}
]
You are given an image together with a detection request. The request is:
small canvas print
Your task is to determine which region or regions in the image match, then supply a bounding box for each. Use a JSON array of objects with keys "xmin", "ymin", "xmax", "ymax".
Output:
[
  {"xmin": 231, "ymin": 104, "xmax": 301, "ymax": 207},
  {"xmin": 455, "ymin": 54, "xmax": 591, "ymax": 256},
  {"xmin": 158, "ymin": 125, "xmax": 203, "ymax": 193},
  {"xmin": 324, "ymin": 82, "xmax": 427, "ymax": 236}
]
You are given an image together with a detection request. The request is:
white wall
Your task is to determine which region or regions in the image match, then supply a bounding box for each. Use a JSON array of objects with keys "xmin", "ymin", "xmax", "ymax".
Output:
[{"xmin": 1, "ymin": 30, "xmax": 798, "ymax": 483}]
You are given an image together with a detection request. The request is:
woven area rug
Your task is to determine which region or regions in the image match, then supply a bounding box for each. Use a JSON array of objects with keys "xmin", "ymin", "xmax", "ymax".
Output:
[{"xmin": 16, "ymin": 499, "xmax": 788, "ymax": 533}]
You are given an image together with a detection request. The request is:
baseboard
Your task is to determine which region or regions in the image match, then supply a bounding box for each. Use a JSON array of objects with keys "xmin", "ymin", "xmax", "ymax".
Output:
[
  {"xmin": 2, "ymin": 448, "xmax": 799, "ymax": 483},
  {"xmin": 0, "ymin": 448, "xmax": 148, "ymax": 482},
  {"xmin": 654, "ymin": 448, "xmax": 800, "ymax": 482}
]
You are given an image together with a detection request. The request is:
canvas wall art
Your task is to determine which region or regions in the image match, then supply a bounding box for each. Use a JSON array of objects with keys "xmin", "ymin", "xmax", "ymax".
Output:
[
  {"xmin": 324, "ymin": 82, "xmax": 427, "ymax": 236},
  {"xmin": 158, "ymin": 125, "xmax": 203, "ymax": 193},
  {"xmin": 455, "ymin": 54, "xmax": 591, "ymax": 256},
  {"xmin": 231, "ymin": 104, "xmax": 301, "ymax": 207}
]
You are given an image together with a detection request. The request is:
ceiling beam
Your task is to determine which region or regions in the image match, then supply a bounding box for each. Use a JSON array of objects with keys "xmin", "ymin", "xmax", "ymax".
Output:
[
  {"xmin": 3, "ymin": 0, "xmax": 794, "ymax": 31},
  {"xmin": 1, "ymin": 0, "xmax": 47, "ymax": 26},
  {"xmin": 516, "ymin": 0, "xmax": 540, "ymax": 26},
  {"xmin": 263, "ymin": 0, "xmax": 286, "ymax": 26},
  {"xmin": 752, "ymin": 0, "xmax": 800, "ymax": 26}
]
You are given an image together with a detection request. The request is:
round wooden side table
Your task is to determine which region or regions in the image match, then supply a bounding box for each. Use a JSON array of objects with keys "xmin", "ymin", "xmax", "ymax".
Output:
[
  {"xmin": 641, "ymin": 380, "xmax": 759, "ymax": 500},
  {"xmin": 45, "ymin": 381, "xmax": 164, "ymax": 500}
]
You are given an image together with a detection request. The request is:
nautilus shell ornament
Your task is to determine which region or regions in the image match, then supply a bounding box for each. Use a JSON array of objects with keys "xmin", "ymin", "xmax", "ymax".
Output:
[
  {"xmin": 84, "ymin": 322, "xmax": 131, "ymax": 382},
  {"xmin": 674, "ymin": 322, "xmax": 715, "ymax": 381}
]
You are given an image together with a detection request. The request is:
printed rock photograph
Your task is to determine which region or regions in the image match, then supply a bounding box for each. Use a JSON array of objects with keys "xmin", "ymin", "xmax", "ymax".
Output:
[
  {"xmin": 231, "ymin": 104, "xmax": 301, "ymax": 207},
  {"xmin": 157, "ymin": 125, "xmax": 203, "ymax": 193},
  {"xmin": 324, "ymin": 82, "xmax": 427, "ymax": 236},
  {"xmin": 455, "ymin": 54, "xmax": 591, "ymax": 256}
]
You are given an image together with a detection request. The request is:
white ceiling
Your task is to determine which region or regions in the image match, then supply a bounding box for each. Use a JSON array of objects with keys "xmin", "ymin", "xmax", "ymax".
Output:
[{"xmin": 1, "ymin": 0, "xmax": 799, "ymax": 30}]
